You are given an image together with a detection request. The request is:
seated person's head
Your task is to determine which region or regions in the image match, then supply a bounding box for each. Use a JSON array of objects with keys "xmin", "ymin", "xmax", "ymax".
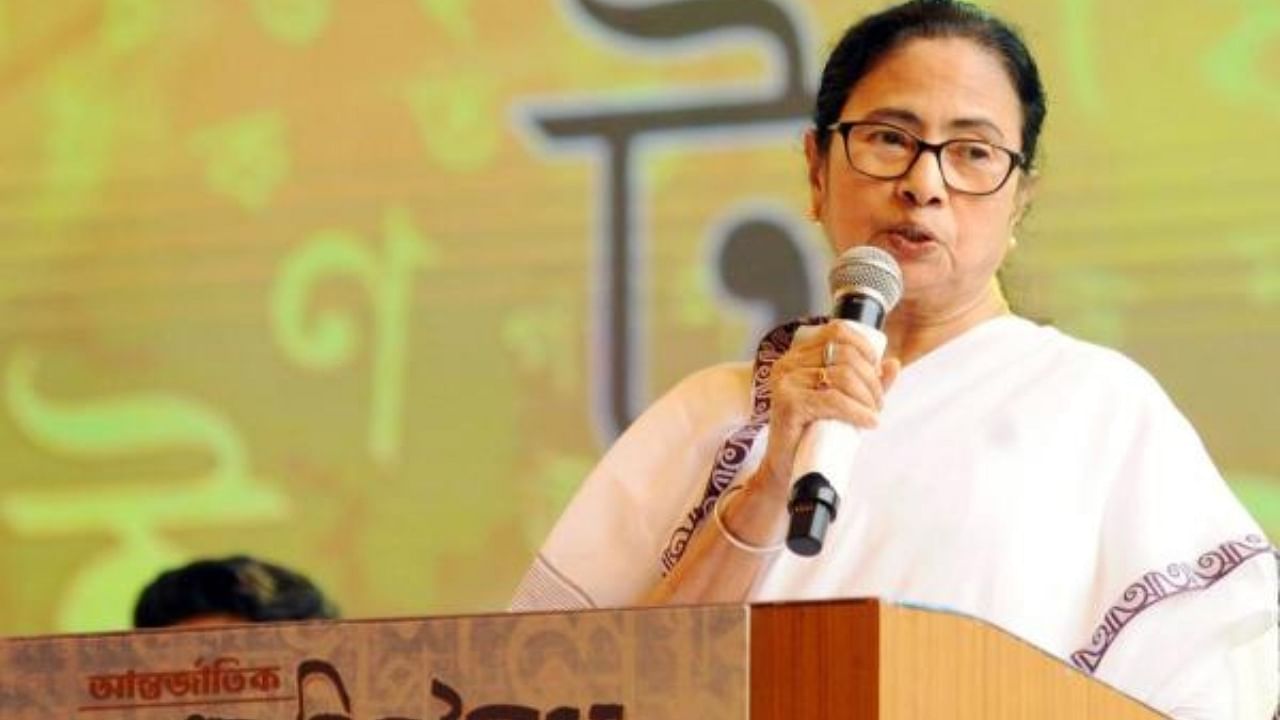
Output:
[{"xmin": 133, "ymin": 555, "xmax": 339, "ymax": 628}]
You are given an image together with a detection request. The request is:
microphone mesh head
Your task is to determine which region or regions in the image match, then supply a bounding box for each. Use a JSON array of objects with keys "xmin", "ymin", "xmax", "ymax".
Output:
[{"xmin": 828, "ymin": 246, "xmax": 904, "ymax": 311}]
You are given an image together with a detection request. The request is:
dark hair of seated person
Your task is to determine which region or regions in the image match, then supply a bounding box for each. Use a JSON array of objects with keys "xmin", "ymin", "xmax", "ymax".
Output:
[{"xmin": 133, "ymin": 555, "xmax": 339, "ymax": 628}]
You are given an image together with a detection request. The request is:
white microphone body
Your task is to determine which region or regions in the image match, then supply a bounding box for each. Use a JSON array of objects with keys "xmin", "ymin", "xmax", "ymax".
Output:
[
  {"xmin": 784, "ymin": 246, "xmax": 901, "ymax": 556},
  {"xmin": 788, "ymin": 320, "xmax": 888, "ymax": 498}
]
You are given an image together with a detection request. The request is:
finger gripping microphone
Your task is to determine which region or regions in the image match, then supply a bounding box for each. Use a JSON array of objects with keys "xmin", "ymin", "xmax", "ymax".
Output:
[{"xmin": 786, "ymin": 246, "xmax": 903, "ymax": 557}]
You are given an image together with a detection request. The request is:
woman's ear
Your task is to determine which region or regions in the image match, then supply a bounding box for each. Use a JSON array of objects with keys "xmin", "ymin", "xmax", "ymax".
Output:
[{"xmin": 804, "ymin": 129, "xmax": 827, "ymax": 220}]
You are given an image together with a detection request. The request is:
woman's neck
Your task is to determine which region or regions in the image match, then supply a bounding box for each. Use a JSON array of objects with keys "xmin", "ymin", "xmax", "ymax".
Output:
[{"xmin": 883, "ymin": 280, "xmax": 1010, "ymax": 365}]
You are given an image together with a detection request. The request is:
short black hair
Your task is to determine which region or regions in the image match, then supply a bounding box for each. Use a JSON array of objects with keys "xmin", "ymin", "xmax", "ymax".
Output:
[
  {"xmin": 814, "ymin": 0, "xmax": 1047, "ymax": 168},
  {"xmin": 133, "ymin": 555, "xmax": 338, "ymax": 628}
]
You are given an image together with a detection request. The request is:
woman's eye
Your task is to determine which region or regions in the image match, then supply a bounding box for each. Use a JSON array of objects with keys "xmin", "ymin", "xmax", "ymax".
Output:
[
  {"xmin": 868, "ymin": 129, "xmax": 911, "ymax": 147},
  {"xmin": 953, "ymin": 143, "xmax": 995, "ymax": 163}
]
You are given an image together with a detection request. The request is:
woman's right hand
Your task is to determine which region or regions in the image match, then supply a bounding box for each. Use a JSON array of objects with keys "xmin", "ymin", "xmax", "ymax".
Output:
[
  {"xmin": 748, "ymin": 321, "xmax": 901, "ymax": 498},
  {"xmin": 650, "ymin": 321, "xmax": 900, "ymax": 603}
]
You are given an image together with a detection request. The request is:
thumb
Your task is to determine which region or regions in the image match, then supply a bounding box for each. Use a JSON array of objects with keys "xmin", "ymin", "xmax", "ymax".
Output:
[{"xmin": 880, "ymin": 356, "xmax": 902, "ymax": 393}]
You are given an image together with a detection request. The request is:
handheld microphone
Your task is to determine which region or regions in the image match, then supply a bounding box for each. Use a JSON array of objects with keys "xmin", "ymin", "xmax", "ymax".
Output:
[{"xmin": 785, "ymin": 246, "xmax": 903, "ymax": 557}]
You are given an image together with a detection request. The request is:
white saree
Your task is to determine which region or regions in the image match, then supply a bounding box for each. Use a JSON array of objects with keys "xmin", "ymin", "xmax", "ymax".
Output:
[{"xmin": 511, "ymin": 315, "xmax": 1278, "ymax": 719}]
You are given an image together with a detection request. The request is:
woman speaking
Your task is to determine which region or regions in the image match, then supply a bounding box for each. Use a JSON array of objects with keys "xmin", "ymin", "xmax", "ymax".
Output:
[{"xmin": 512, "ymin": 1, "xmax": 1278, "ymax": 716}]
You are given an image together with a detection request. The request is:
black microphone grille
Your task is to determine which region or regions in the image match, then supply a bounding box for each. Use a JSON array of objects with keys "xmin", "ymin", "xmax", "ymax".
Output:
[{"xmin": 828, "ymin": 246, "xmax": 904, "ymax": 312}]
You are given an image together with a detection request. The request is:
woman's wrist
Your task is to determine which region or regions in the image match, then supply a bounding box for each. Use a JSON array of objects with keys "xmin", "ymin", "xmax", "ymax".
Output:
[
  {"xmin": 714, "ymin": 485, "xmax": 785, "ymax": 554},
  {"xmin": 718, "ymin": 472, "xmax": 790, "ymax": 544},
  {"xmin": 743, "ymin": 463, "xmax": 791, "ymax": 504}
]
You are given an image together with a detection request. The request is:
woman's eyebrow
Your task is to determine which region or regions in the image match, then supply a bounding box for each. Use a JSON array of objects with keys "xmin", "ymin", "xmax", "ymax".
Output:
[
  {"xmin": 860, "ymin": 107, "xmax": 922, "ymax": 127},
  {"xmin": 857, "ymin": 108, "xmax": 1007, "ymax": 141},
  {"xmin": 948, "ymin": 117, "xmax": 1006, "ymax": 140}
]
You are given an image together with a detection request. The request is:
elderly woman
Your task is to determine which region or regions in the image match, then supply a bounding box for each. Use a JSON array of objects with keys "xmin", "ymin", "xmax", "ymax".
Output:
[{"xmin": 512, "ymin": 1, "xmax": 1278, "ymax": 716}]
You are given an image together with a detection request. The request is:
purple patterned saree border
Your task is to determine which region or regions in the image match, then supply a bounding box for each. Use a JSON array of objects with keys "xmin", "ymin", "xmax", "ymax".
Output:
[
  {"xmin": 1070, "ymin": 534, "xmax": 1274, "ymax": 674},
  {"xmin": 658, "ymin": 317, "xmax": 824, "ymax": 573}
]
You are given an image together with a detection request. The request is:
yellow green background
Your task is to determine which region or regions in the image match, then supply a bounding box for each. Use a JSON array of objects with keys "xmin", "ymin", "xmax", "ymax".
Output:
[{"xmin": 1, "ymin": 0, "xmax": 1278, "ymax": 635}]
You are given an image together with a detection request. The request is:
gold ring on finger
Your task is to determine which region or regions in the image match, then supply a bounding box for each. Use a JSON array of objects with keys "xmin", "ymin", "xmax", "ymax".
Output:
[
  {"xmin": 823, "ymin": 340, "xmax": 837, "ymax": 367},
  {"xmin": 815, "ymin": 367, "xmax": 830, "ymax": 390}
]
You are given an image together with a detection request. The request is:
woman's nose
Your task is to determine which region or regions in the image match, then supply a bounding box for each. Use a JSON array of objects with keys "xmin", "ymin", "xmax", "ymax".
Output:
[{"xmin": 895, "ymin": 149, "xmax": 947, "ymax": 207}]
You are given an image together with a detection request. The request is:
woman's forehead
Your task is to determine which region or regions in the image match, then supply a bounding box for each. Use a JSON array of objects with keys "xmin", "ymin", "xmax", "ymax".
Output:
[{"xmin": 843, "ymin": 37, "xmax": 1024, "ymax": 142}]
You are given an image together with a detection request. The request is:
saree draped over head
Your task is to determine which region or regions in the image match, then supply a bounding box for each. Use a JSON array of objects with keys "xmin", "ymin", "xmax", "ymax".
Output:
[{"xmin": 512, "ymin": 315, "xmax": 1279, "ymax": 718}]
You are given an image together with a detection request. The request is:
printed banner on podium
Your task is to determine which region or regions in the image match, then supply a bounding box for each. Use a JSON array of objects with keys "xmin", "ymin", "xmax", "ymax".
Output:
[{"xmin": 0, "ymin": 606, "xmax": 747, "ymax": 719}]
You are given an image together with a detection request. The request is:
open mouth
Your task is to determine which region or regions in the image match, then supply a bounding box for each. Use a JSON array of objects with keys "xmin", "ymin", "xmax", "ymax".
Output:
[
  {"xmin": 884, "ymin": 224, "xmax": 936, "ymax": 243},
  {"xmin": 879, "ymin": 224, "xmax": 939, "ymax": 255}
]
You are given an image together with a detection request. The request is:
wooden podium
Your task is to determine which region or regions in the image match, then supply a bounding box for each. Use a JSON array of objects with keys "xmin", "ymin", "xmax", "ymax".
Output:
[{"xmin": 0, "ymin": 598, "xmax": 1164, "ymax": 719}]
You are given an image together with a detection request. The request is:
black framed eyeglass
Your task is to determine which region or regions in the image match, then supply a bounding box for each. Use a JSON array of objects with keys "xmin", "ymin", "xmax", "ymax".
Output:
[{"xmin": 827, "ymin": 121, "xmax": 1028, "ymax": 196}]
